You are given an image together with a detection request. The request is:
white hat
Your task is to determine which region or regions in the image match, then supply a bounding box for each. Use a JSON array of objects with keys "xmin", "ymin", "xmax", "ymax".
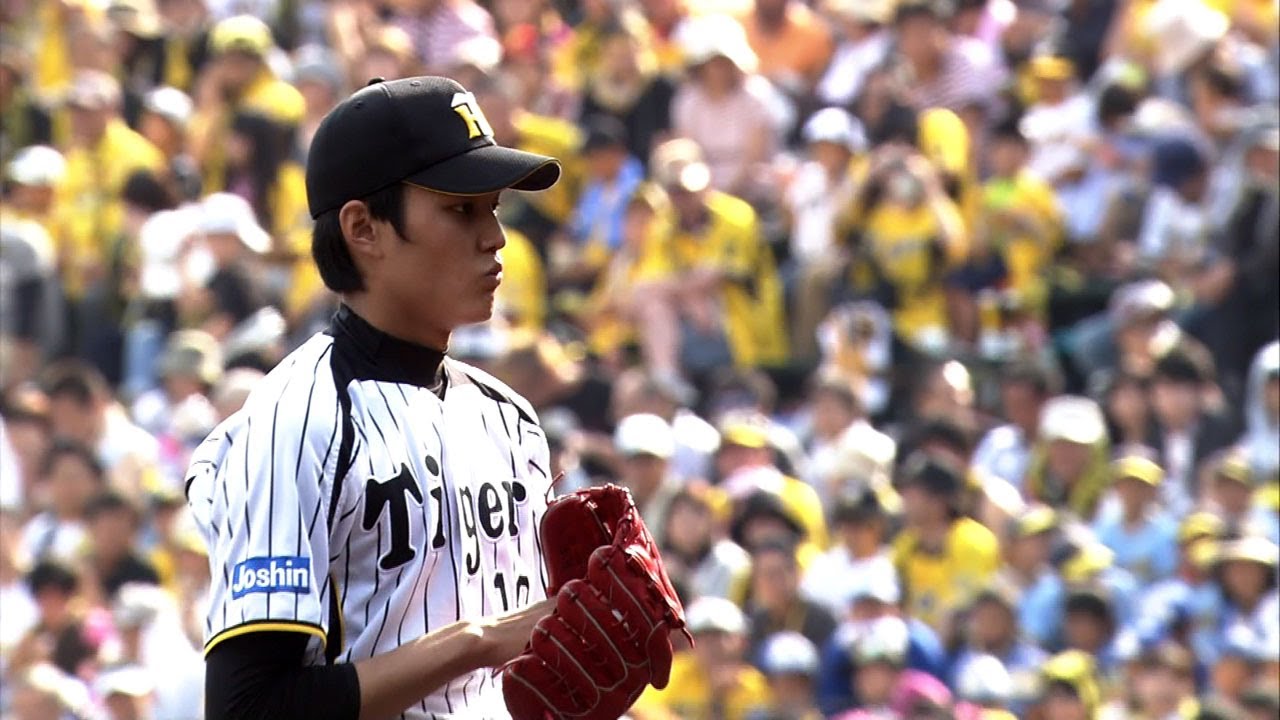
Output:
[
  {"xmin": 847, "ymin": 568, "xmax": 901, "ymax": 606},
  {"xmin": 803, "ymin": 107, "xmax": 867, "ymax": 153},
  {"xmin": 6, "ymin": 145, "xmax": 66, "ymax": 186},
  {"xmin": 851, "ymin": 616, "xmax": 909, "ymax": 664},
  {"xmin": 955, "ymin": 654, "xmax": 1013, "ymax": 704},
  {"xmin": 1146, "ymin": 0, "xmax": 1229, "ymax": 76},
  {"xmin": 759, "ymin": 631, "xmax": 820, "ymax": 677},
  {"xmin": 1039, "ymin": 395, "xmax": 1107, "ymax": 446},
  {"xmin": 199, "ymin": 192, "xmax": 271, "ymax": 254},
  {"xmin": 93, "ymin": 665, "xmax": 153, "ymax": 698},
  {"xmin": 685, "ymin": 596, "xmax": 748, "ymax": 635},
  {"xmin": 676, "ymin": 14, "xmax": 759, "ymax": 74},
  {"xmin": 614, "ymin": 413, "xmax": 676, "ymax": 459},
  {"xmin": 824, "ymin": 0, "xmax": 895, "ymax": 24},
  {"xmin": 1108, "ymin": 279, "xmax": 1175, "ymax": 328},
  {"xmin": 143, "ymin": 85, "xmax": 194, "ymax": 127}
]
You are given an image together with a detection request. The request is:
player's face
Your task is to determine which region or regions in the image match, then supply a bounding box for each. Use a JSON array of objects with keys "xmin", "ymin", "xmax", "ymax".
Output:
[{"xmin": 380, "ymin": 185, "xmax": 507, "ymax": 345}]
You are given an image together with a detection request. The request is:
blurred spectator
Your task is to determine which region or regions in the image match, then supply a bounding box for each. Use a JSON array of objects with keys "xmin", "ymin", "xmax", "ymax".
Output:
[
  {"xmin": 786, "ymin": 108, "xmax": 865, "ymax": 361},
  {"xmin": 1020, "ymin": 55, "xmax": 1093, "ymax": 188},
  {"xmin": 632, "ymin": 595, "xmax": 773, "ymax": 720},
  {"xmin": 1024, "ymin": 395, "xmax": 1110, "ymax": 520},
  {"xmin": 1243, "ymin": 342, "xmax": 1280, "ymax": 479},
  {"xmin": 17, "ymin": 440, "xmax": 103, "ymax": 566},
  {"xmin": 1092, "ymin": 446, "xmax": 1179, "ymax": 584},
  {"xmin": 835, "ymin": 615, "xmax": 911, "ymax": 717},
  {"xmin": 7, "ymin": 561, "xmax": 113, "ymax": 682},
  {"xmin": 95, "ymin": 664, "xmax": 154, "ymax": 720},
  {"xmin": 613, "ymin": 412, "xmax": 682, "ymax": 533},
  {"xmin": 739, "ymin": 0, "xmax": 834, "ymax": 99},
  {"xmin": 660, "ymin": 487, "xmax": 751, "ymax": 602},
  {"xmin": 83, "ymin": 491, "xmax": 160, "ymax": 601},
  {"xmin": 998, "ymin": 504, "xmax": 1064, "ymax": 646},
  {"xmin": 0, "ymin": 45, "xmax": 53, "ymax": 164},
  {"xmin": 1213, "ymin": 537, "xmax": 1280, "ymax": 658},
  {"xmin": 1061, "ymin": 586, "xmax": 1122, "ymax": 674},
  {"xmin": 745, "ymin": 540, "xmax": 837, "ymax": 661},
  {"xmin": 801, "ymin": 489, "xmax": 896, "ymax": 619},
  {"xmin": 891, "ymin": 452, "xmax": 1000, "ymax": 635},
  {"xmin": 889, "ymin": 0, "xmax": 1007, "ymax": 113},
  {"xmin": 1035, "ymin": 650, "xmax": 1103, "ymax": 720},
  {"xmin": 138, "ymin": 85, "xmax": 201, "ymax": 201},
  {"xmin": 972, "ymin": 359, "xmax": 1058, "ymax": 492},
  {"xmin": 40, "ymin": 360, "xmax": 160, "ymax": 498},
  {"xmin": 176, "ymin": 191, "xmax": 276, "ymax": 341},
  {"xmin": 577, "ymin": 22, "xmax": 675, "ymax": 167},
  {"xmin": 0, "ymin": 218, "xmax": 63, "ymax": 389},
  {"xmin": 672, "ymin": 14, "xmax": 780, "ymax": 203},
  {"xmin": 753, "ymin": 631, "xmax": 823, "ymax": 720},
  {"xmin": 950, "ymin": 582, "xmax": 1046, "ymax": 707},
  {"xmin": 815, "ymin": 0, "xmax": 893, "ymax": 108},
  {"xmin": 1148, "ymin": 347, "xmax": 1238, "ymax": 514},
  {"xmin": 0, "ymin": 387, "xmax": 53, "ymax": 513},
  {"xmin": 610, "ymin": 367, "xmax": 719, "ymax": 482},
  {"xmin": 1204, "ymin": 448, "xmax": 1280, "ymax": 544},
  {"xmin": 953, "ymin": 652, "xmax": 1017, "ymax": 719}
]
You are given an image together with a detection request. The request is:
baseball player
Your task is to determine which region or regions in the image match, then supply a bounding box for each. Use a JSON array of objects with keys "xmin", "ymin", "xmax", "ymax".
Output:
[{"xmin": 188, "ymin": 76, "xmax": 687, "ymax": 720}]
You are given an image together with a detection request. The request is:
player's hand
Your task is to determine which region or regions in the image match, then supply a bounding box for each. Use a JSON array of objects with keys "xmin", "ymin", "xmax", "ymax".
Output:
[{"xmin": 475, "ymin": 598, "xmax": 555, "ymax": 669}]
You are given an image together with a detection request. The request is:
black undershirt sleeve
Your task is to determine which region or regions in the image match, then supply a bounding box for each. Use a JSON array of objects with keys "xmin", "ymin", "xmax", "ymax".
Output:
[{"xmin": 205, "ymin": 631, "xmax": 361, "ymax": 720}]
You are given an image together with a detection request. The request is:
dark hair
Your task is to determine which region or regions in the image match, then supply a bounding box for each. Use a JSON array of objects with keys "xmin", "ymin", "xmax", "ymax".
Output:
[
  {"xmin": 40, "ymin": 438, "xmax": 106, "ymax": 482},
  {"xmin": 85, "ymin": 490, "xmax": 139, "ymax": 523},
  {"xmin": 311, "ymin": 182, "xmax": 407, "ymax": 293},
  {"xmin": 750, "ymin": 537, "xmax": 800, "ymax": 566},
  {"xmin": 1097, "ymin": 83, "xmax": 1140, "ymax": 128},
  {"xmin": 1002, "ymin": 359, "xmax": 1060, "ymax": 396},
  {"xmin": 40, "ymin": 360, "xmax": 109, "ymax": 407},
  {"xmin": 1154, "ymin": 346, "xmax": 1214, "ymax": 386},
  {"xmin": 121, "ymin": 169, "xmax": 178, "ymax": 213},
  {"xmin": 1195, "ymin": 60, "xmax": 1246, "ymax": 102},
  {"xmin": 26, "ymin": 560, "xmax": 79, "ymax": 595},
  {"xmin": 228, "ymin": 112, "xmax": 295, "ymax": 229}
]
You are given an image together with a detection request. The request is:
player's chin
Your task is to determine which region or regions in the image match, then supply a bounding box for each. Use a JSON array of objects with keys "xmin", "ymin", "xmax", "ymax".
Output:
[{"xmin": 457, "ymin": 294, "xmax": 497, "ymax": 325}]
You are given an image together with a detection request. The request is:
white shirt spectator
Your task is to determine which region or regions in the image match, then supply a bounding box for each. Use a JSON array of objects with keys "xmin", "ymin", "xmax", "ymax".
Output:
[
  {"xmin": 1021, "ymin": 93, "xmax": 1096, "ymax": 185},
  {"xmin": 816, "ymin": 29, "xmax": 891, "ymax": 107},
  {"xmin": 801, "ymin": 547, "xmax": 897, "ymax": 619},
  {"xmin": 972, "ymin": 424, "xmax": 1032, "ymax": 490}
]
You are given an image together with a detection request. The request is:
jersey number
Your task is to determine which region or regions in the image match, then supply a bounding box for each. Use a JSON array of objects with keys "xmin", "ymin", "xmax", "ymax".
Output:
[
  {"xmin": 493, "ymin": 572, "xmax": 531, "ymax": 612},
  {"xmin": 363, "ymin": 464, "xmax": 424, "ymax": 570}
]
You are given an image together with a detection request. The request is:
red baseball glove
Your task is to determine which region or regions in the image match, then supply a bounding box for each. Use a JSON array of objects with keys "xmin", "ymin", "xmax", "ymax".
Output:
[{"xmin": 501, "ymin": 484, "xmax": 692, "ymax": 720}]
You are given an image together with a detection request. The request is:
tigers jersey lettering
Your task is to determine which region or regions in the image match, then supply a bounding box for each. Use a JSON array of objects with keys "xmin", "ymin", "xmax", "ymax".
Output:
[{"xmin": 187, "ymin": 306, "xmax": 551, "ymax": 719}]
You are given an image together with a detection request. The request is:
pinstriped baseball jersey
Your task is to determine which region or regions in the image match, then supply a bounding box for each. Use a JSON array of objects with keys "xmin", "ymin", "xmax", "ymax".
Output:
[{"xmin": 186, "ymin": 305, "xmax": 552, "ymax": 719}]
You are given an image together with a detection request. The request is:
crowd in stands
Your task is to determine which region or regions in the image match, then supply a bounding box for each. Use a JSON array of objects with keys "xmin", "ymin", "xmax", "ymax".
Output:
[{"xmin": 1, "ymin": 0, "xmax": 1278, "ymax": 718}]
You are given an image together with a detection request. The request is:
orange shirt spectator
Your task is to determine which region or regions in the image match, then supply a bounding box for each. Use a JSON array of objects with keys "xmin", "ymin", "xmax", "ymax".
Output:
[{"xmin": 739, "ymin": 0, "xmax": 834, "ymax": 94}]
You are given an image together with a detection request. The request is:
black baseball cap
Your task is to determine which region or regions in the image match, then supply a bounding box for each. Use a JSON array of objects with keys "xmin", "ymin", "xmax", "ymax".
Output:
[{"xmin": 305, "ymin": 76, "xmax": 561, "ymax": 218}]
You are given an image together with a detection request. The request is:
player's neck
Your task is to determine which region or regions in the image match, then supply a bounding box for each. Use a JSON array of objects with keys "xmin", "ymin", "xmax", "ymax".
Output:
[{"xmin": 341, "ymin": 294, "xmax": 450, "ymax": 353}]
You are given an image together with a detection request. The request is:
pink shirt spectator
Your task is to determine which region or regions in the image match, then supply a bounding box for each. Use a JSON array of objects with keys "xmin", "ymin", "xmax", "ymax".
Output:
[
  {"xmin": 671, "ymin": 82, "xmax": 776, "ymax": 194},
  {"xmin": 394, "ymin": 0, "xmax": 497, "ymax": 73}
]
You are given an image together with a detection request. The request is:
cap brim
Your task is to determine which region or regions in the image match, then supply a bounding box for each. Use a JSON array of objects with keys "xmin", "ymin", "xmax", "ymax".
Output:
[{"xmin": 405, "ymin": 144, "xmax": 560, "ymax": 196}]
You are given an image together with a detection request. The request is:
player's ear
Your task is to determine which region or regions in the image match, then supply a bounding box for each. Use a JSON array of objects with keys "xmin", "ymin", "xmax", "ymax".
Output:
[{"xmin": 338, "ymin": 199, "xmax": 382, "ymax": 261}]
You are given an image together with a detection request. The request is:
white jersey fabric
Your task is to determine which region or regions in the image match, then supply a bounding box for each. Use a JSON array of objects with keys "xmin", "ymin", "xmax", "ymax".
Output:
[{"xmin": 186, "ymin": 305, "xmax": 551, "ymax": 719}]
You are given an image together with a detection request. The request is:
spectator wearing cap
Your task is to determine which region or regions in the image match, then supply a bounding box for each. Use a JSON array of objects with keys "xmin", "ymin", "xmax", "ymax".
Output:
[
  {"xmin": 1056, "ymin": 539, "xmax": 1142, "ymax": 632},
  {"xmin": 786, "ymin": 108, "xmax": 866, "ymax": 360},
  {"xmin": 577, "ymin": 22, "xmax": 676, "ymax": 169},
  {"xmin": 1092, "ymin": 446, "xmax": 1179, "ymax": 584},
  {"xmin": 955, "ymin": 653, "xmax": 1017, "ymax": 718},
  {"xmin": 56, "ymin": 69, "xmax": 164, "ymax": 304},
  {"xmin": 609, "ymin": 367, "xmax": 721, "ymax": 483},
  {"xmin": 1213, "ymin": 537, "xmax": 1280, "ymax": 662},
  {"xmin": 137, "ymin": 85, "xmax": 202, "ymax": 201},
  {"xmin": 1070, "ymin": 278, "xmax": 1181, "ymax": 385},
  {"xmin": 1138, "ymin": 135, "xmax": 1215, "ymax": 282},
  {"xmin": 3, "ymin": 144, "xmax": 67, "ymax": 240},
  {"xmin": 831, "ymin": 616, "xmax": 911, "ymax": 718},
  {"xmin": 176, "ymin": 192, "xmax": 276, "ymax": 342},
  {"xmin": 660, "ymin": 487, "xmax": 752, "ymax": 602},
  {"xmin": 972, "ymin": 359, "xmax": 1059, "ymax": 492},
  {"xmin": 717, "ymin": 412, "xmax": 827, "ymax": 554},
  {"xmin": 800, "ymin": 489, "xmax": 896, "ymax": 619},
  {"xmin": 1242, "ymin": 342, "xmax": 1280, "ymax": 479},
  {"xmin": 815, "ymin": 0, "xmax": 894, "ymax": 108},
  {"xmin": 671, "ymin": 14, "xmax": 781, "ymax": 203},
  {"xmin": 1148, "ymin": 347, "xmax": 1239, "ymax": 514},
  {"xmin": 190, "ymin": 14, "xmax": 303, "ymax": 191},
  {"xmin": 613, "ymin": 412, "xmax": 683, "ymax": 534},
  {"xmin": 547, "ymin": 115, "xmax": 644, "ymax": 293},
  {"xmin": 649, "ymin": 138, "xmax": 789, "ymax": 371},
  {"xmin": 800, "ymin": 370, "xmax": 888, "ymax": 501},
  {"xmin": 95, "ymin": 663, "xmax": 154, "ymax": 720},
  {"xmin": 745, "ymin": 539, "xmax": 838, "ymax": 666},
  {"xmin": 888, "ymin": 0, "xmax": 1007, "ymax": 113},
  {"xmin": 891, "ymin": 452, "xmax": 1000, "ymax": 635},
  {"xmin": 1035, "ymin": 650, "xmax": 1102, "ymax": 720},
  {"xmin": 752, "ymin": 631, "xmax": 823, "ymax": 720},
  {"xmin": 130, "ymin": 329, "xmax": 221, "ymax": 438},
  {"xmin": 83, "ymin": 491, "xmax": 160, "ymax": 601},
  {"xmin": 1019, "ymin": 54, "xmax": 1094, "ymax": 188},
  {"xmin": 1025, "ymin": 395, "xmax": 1111, "ymax": 521},
  {"xmin": 1205, "ymin": 448, "xmax": 1280, "ymax": 544},
  {"xmin": 739, "ymin": 0, "xmax": 834, "ymax": 97},
  {"xmin": 998, "ymin": 504, "xmax": 1064, "ymax": 646},
  {"xmin": 1138, "ymin": 511, "xmax": 1227, "ymax": 664},
  {"xmin": 815, "ymin": 573, "xmax": 948, "ymax": 716},
  {"xmin": 632, "ymin": 596, "xmax": 773, "ymax": 720}
]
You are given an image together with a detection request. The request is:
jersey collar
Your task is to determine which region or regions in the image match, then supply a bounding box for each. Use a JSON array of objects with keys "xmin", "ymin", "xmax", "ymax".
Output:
[{"xmin": 329, "ymin": 304, "xmax": 445, "ymax": 389}]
